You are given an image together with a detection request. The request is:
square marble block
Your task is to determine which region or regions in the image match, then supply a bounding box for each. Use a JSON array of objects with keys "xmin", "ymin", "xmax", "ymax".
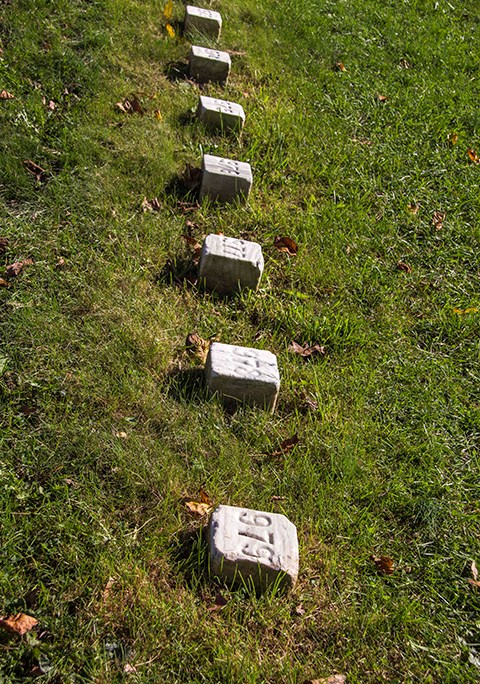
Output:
[
  {"xmin": 198, "ymin": 234, "xmax": 264, "ymax": 294},
  {"xmin": 209, "ymin": 505, "xmax": 299, "ymax": 590},
  {"xmin": 184, "ymin": 6, "xmax": 222, "ymax": 39},
  {"xmin": 205, "ymin": 342, "xmax": 280, "ymax": 410},
  {"xmin": 197, "ymin": 96, "xmax": 245, "ymax": 132},
  {"xmin": 199, "ymin": 154, "xmax": 252, "ymax": 204},
  {"xmin": 189, "ymin": 46, "xmax": 231, "ymax": 84}
]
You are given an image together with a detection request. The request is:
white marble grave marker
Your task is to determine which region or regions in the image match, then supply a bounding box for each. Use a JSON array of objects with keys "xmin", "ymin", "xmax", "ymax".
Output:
[
  {"xmin": 198, "ymin": 234, "xmax": 263, "ymax": 294},
  {"xmin": 199, "ymin": 154, "xmax": 252, "ymax": 204},
  {"xmin": 196, "ymin": 96, "xmax": 245, "ymax": 132},
  {"xmin": 209, "ymin": 504, "xmax": 299, "ymax": 590},
  {"xmin": 189, "ymin": 46, "xmax": 231, "ymax": 84},
  {"xmin": 205, "ymin": 342, "xmax": 280, "ymax": 410},
  {"xmin": 184, "ymin": 6, "xmax": 222, "ymax": 39}
]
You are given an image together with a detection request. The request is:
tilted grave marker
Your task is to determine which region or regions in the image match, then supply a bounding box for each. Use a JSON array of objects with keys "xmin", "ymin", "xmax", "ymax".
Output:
[
  {"xmin": 199, "ymin": 154, "xmax": 252, "ymax": 204},
  {"xmin": 198, "ymin": 234, "xmax": 263, "ymax": 294},
  {"xmin": 189, "ymin": 46, "xmax": 231, "ymax": 84},
  {"xmin": 184, "ymin": 6, "xmax": 222, "ymax": 39},
  {"xmin": 196, "ymin": 95, "xmax": 245, "ymax": 132},
  {"xmin": 209, "ymin": 504, "xmax": 299, "ymax": 590},
  {"xmin": 205, "ymin": 342, "xmax": 280, "ymax": 410}
]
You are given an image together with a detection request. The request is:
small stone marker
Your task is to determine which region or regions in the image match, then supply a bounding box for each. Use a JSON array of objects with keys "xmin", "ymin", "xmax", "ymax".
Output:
[
  {"xmin": 205, "ymin": 342, "xmax": 280, "ymax": 410},
  {"xmin": 184, "ymin": 5, "xmax": 222, "ymax": 39},
  {"xmin": 199, "ymin": 154, "xmax": 252, "ymax": 204},
  {"xmin": 189, "ymin": 46, "xmax": 231, "ymax": 84},
  {"xmin": 197, "ymin": 96, "xmax": 245, "ymax": 132},
  {"xmin": 198, "ymin": 234, "xmax": 264, "ymax": 294},
  {"xmin": 209, "ymin": 504, "xmax": 299, "ymax": 590}
]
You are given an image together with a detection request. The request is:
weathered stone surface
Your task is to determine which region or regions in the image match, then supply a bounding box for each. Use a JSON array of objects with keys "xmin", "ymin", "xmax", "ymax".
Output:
[
  {"xmin": 209, "ymin": 504, "xmax": 299, "ymax": 590},
  {"xmin": 199, "ymin": 154, "xmax": 252, "ymax": 204},
  {"xmin": 198, "ymin": 234, "xmax": 263, "ymax": 294},
  {"xmin": 184, "ymin": 6, "xmax": 222, "ymax": 39},
  {"xmin": 196, "ymin": 96, "xmax": 245, "ymax": 132},
  {"xmin": 205, "ymin": 342, "xmax": 280, "ymax": 410},
  {"xmin": 189, "ymin": 46, "xmax": 231, "ymax": 84}
]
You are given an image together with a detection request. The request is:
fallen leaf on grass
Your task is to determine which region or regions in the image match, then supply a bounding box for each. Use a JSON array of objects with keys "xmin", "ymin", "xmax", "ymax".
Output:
[
  {"xmin": 467, "ymin": 148, "xmax": 480, "ymax": 164},
  {"xmin": 0, "ymin": 613, "xmax": 38, "ymax": 635},
  {"xmin": 185, "ymin": 332, "xmax": 210, "ymax": 361},
  {"xmin": 6, "ymin": 258, "xmax": 33, "ymax": 278},
  {"xmin": 377, "ymin": 94, "xmax": 388, "ymax": 102},
  {"xmin": 124, "ymin": 664, "xmax": 137, "ymax": 674},
  {"xmin": 141, "ymin": 196, "xmax": 161, "ymax": 212},
  {"xmin": 407, "ymin": 202, "xmax": 419, "ymax": 215},
  {"xmin": 56, "ymin": 257, "xmax": 66, "ymax": 269},
  {"xmin": 351, "ymin": 137, "xmax": 372, "ymax": 146},
  {"xmin": 115, "ymin": 96, "xmax": 145, "ymax": 115},
  {"xmin": 448, "ymin": 132, "xmax": 458, "ymax": 146},
  {"xmin": 274, "ymin": 235, "xmax": 298, "ymax": 256},
  {"xmin": 154, "ymin": 109, "xmax": 162, "ymax": 121},
  {"xmin": 23, "ymin": 160, "xmax": 48, "ymax": 182},
  {"xmin": 102, "ymin": 576, "xmax": 116, "ymax": 602},
  {"xmin": 472, "ymin": 560, "xmax": 478, "ymax": 581},
  {"xmin": 47, "ymin": 100, "xmax": 56, "ymax": 111},
  {"xmin": 270, "ymin": 434, "xmax": 300, "ymax": 457},
  {"xmin": 184, "ymin": 219, "xmax": 200, "ymax": 236},
  {"xmin": 289, "ymin": 341, "xmax": 326, "ymax": 358},
  {"xmin": 163, "ymin": 0, "xmax": 173, "ymax": 19},
  {"xmin": 453, "ymin": 307, "xmax": 478, "ymax": 315},
  {"xmin": 177, "ymin": 200, "xmax": 200, "ymax": 214},
  {"xmin": 207, "ymin": 593, "xmax": 228, "ymax": 613},
  {"xmin": 166, "ymin": 23, "xmax": 176, "ymax": 38},
  {"xmin": 396, "ymin": 261, "xmax": 412, "ymax": 273},
  {"xmin": 304, "ymin": 676, "xmax": 346, "ymax": 684},
  {"xmin": 399, "ymin": 59, "xmax": 411, "ymax": 69},
  {"xmin": 335, "ymin": 62, "xmax": 346, "ymax": 71},
  {"xmin": 0, "ymin": 237, "xmax": 8, "ymax": 254},
  {"xmin": 371, "ymin": 555, "xmax": 395, "ymax": 575},
  {"xmin": 0, "ymin": 278, "xmax": 10, "ymax": 287},
  {"xmin": 185, "ymin": 488, "xmax": 213, "ymax": 516},
  {"xmin": 432, "ymin": 210, "xmax": 445, "ymax": 230},
  {"xmin": 0, "ymin": 90, "xmax": 14, "ymax": 100}
]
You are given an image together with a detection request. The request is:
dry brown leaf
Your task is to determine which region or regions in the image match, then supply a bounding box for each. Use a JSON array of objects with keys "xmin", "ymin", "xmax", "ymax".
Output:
[
  {"xmin": 124, "ymin": 663, "xmax": 138, "ymax": 674},
  {"xmin": 274, "ymin": 235, "xmax": 298, "ymax": 256},
  {"xmin": 141, "ymin": 196, "xmax": 161, "ymax": 212},
  {"xmin": 377, "ymin": 94, "xmax": 388, "ymax": 102},
  {"xmin": 102, "ymin": 576, "xmax": 116, "ymax": 602},
  {"xmin": 185, "ymin": 500, "xmax": 212, "ymax": 516},
  {"xmin": 399, "ymin": 59, "xmax": 411, "ymax": 69},
  {"xmin": 154, "ymin": 109, "xmax": 162, "ymax": 121},
  {"xmin": 48, "ymin": 100, "xmax": 56, "ymax": 111},
  {"xmin": 207, "ymin": 592, "xmax": 228, "ymax": 613},
  {"xmin": 432, "ymin": 210, "xmax": 445, "ymax": 230},
  {"xmin": 0, "ymin": 90, "xmax": 14, "ymax": 100},
  {"xmin": 0, "ymin": 278, "xmax": 10, "ymax": 287},
  {"xmin": 304, "ymin": 676, "xmax": 346, "ymax": 684},
  {"xmin": 407, "ymin": 202, "xmax": 419, "ymax": 215},
  {"xmin": 371, "ymin": 555, "xmax": 395, "ymax": 575},
  {"xmin": 115, "ymin": 96, "xmax": 145, "ymax": 115},
  {"xmin": 448, "ymin": 132, "xmax": 458, "ymax": 146},
  {"xmin": 396, "ymin": 261, "xmax": 412, "ymax": 273},
  {"xmin": 351, "ymin": 137, "xmax": 372, "ymax": 146},
  {"xmin": 184, "ymin": 219, "xmax": 200, "ymax": 236},
  {"xmin": 23, "ymin": 160, "xmax": 47, "ymax": 182},
  {"xmin": 177, "ymin": 200, "xmax": 200, "ymax": 214},
  {"xmin": 0, "ymin": 613, "xmax": 38, "ymax": 635},
  {"xmin": 198, "ymin": 487, "xmax": 212, "ymax": 505},
  {"xmin": 6, "ymin": 258, "xmax": 33, "ymax": 278},
  {"xmin": 472, "ymin": 560, "xmax": 478, "ymax": 581},
  {"xmin": 0, "ymin": 237, "xmax": 8, "ymax": 254},
  {"xmin": 272, "ymin": 495, "xmax": 287, "ymax": 501},
  {"xmin": 335, "ymin": 62, "xmax": 346, "ymax": 72},
  {"xmin": 469, "ymin": 579, "xmax": 480, "ymax": 588},
  {"xmin": 270, "ymin": 434, "xmax": 300, "ymax": 457},
  {"xmin": 467, "ymin": 148, "xmax": 480, "ymax": 164},
  {"xmin": 56, "ymin": 257, "xmax": 66, "ymax": 269},
  {"xmin": 289, "ymin": 341, "xmax": 326, "ymax": 358}
]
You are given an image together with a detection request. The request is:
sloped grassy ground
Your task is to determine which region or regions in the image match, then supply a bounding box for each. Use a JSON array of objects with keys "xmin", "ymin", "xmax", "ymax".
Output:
[{"xmin": 0, "ymin": 0, "xmax": 479, "ymax": 681}]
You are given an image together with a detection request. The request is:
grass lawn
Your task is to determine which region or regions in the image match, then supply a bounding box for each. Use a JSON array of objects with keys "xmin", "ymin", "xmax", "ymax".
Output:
[{"xmin": 1, "ymin": 0, "xmax": 479, "ymax": 681}]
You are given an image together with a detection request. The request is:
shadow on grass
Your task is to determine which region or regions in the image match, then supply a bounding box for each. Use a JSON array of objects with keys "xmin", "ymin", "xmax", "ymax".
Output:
[
  {"xmin": 168, "ymin": 525, "xmax": 209, "ymax": 589},
  {"xmin": 165, "ymin": 59, "xmax": 189, "ymax": 82},
  {"xmin": 164, "ymin": 164, "xmax": 202, "ymax": 201},
  {"xmin": 154, "ymin": 255, "xmax": 198, "ymax": 288},
  {"xmin": 164, "ymin": 367, "xmax": 206, "ymax": 405}
]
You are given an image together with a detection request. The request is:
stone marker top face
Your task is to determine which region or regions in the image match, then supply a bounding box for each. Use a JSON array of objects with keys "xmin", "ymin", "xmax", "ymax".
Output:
[
  {"xmin": 208, "ymin": 342, "xmax": 280, "ymax": 386},
  {"xmin": 186, "ymin": 5, "xmax": 222, "ymax": 23},
  {"xmin": 190, "ymin": 45, "xmax": 231, "ymax": 66},
  {"xmin": 203, "ymin": 154, "xmax": 252, "ymax": 181},
  {"xmin": 199, "ymin": 96, "xmax": 245, "ymax": 120},
  {"xmin": 202, "ymin": 234, "xmax": 263, "ymax": 268},
  {"xmin": 209, "ymin": 504, "xmax": 299, "ymax": 587}
]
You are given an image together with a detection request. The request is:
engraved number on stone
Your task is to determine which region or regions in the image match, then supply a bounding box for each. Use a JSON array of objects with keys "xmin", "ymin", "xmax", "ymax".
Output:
[
  {"xmin": 217, "ymin": 158, "xmax": 240, "ymax": 176},
  {"xmin": 241, "ymin": 542, "xmax": 274, "ymax": 562},
  {"xmin": 205, "ymin": 49, "xmax": 221, "ymax": 60},
  {"xmin": 239, "ymin": 512, "xmax": 272, "ymax": 527}
]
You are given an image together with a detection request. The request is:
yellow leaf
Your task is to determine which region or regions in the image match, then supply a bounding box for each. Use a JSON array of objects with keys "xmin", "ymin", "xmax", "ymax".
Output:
[
  {"xmin": 163, "ymin": 0, "xmax": 173, "ymax": 20},
  {"xmin": 468, "ymin": 148, "xmax": 480, "ymax": 163},
  {"xmin": 185, "ymin": 501, "xmax": 212, "ymax": 516},
  {"xmin": 166, "ymin": 23, "xmax": 175, "ymax": 38},
  {"xmin": 448, "ymin": 132, "xmax": 458, "ymax": 146},
  {"xmin": 154, "ymin": 109, "xmax": 162, "ymax": 121}
]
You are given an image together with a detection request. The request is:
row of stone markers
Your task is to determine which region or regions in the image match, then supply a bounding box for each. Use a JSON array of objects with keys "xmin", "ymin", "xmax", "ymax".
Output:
[{"xmin": 181, "ymin": 6, "xmax": 299, "ymax": 591}]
